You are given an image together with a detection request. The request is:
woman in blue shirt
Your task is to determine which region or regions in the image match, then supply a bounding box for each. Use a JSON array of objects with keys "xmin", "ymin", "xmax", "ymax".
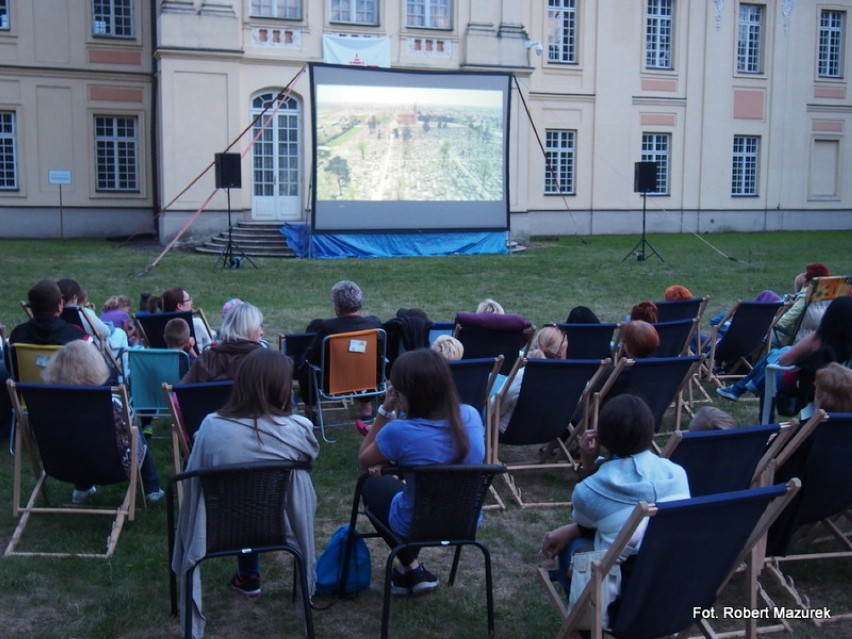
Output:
[{"xmin": 358, "ymin": 348, "xmax": 485, "ymax": 596}]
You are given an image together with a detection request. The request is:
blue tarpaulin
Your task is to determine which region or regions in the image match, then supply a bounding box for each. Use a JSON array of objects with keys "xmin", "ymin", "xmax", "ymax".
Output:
[{"xmin": 280, "ymin": 224, "xmax": 507, "ymax": 259}]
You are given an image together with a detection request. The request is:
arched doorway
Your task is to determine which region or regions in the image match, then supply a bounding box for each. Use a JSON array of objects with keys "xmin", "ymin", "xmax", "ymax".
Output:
[{"xmin": 250, "ymin": 90, "xmax": 302, "ymax": 220}]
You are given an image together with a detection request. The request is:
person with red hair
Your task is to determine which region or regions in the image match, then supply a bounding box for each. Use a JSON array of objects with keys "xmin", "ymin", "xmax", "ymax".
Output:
[
  {"xmin": 772, "ymin": 262, "xmax": 831, "ymax": 347},
  {"xmin": 664, "ymin": 285, "xmax": 693, "ymax": 301},
  {"xmin": 629, "ymin": 300, "xmax": 658, "ymax": 324}
]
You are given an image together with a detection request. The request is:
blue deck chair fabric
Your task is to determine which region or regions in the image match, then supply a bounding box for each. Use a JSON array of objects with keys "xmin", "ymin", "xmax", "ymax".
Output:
[
  {"xmin": 7, "ymin": 382, "xmax": 139, "ymax": 558},
  {"xmin": 448, "ymin": 357, "xmax": 502, "ymax": 417},
  {"xmin": 134, "ymin": 311, "xmax": 197, "ymax": 349},
  {"xmin": 427, "ymin": 321, "xmax": 455, "ymax": 344},
  {"xmin": 597, "ymin": 356, "xmax": 701, "ymax": 432},
  {"xmin": 168, "ymin": 380, "xmax": 234, "ymax": 447},
  {"xmin": 279, "ymin": 332, "xmax": 316, "ymax": 365},
  {"xmin": 710, "ymin": 301, "xmax": 782, "ymax": 375},
  {"xmin": 608, "ymin": 484, "xmax": 793, "ymax": 639},
  {"xmin": 654, "ymin": 297, "xmax": 705, "ymax": 323},
  {"xmin": 499, "ymin": 359, "xmax": 606, "ymax": 447},
  {"xmin": 454, "ymin": 312, "xmax": 533, "ymax": 376},
  {"xmin": 556, "ymin": 323, "xmax": 617, "ymax": 360},
  {"xmin": 494, "ymin": 358, "xmax": 609, "ymax": 507},
  {"xmin": 768, "ymin": 411, "xmax": 852, "ymax": 555},
  {"xmin": 663, "ymin": 423, "xmax": 784, "ymax": 497},
  {"xmin": 126, "ymin": 348, "xmax": 190, "ymax": 418},
  {"xmin": 650, "ymin": 319, "xmax": 695, "ymax": 357}
]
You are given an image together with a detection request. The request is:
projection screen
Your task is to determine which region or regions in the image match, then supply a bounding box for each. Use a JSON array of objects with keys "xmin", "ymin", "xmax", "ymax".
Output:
[{"xmin": 310, "ymin": 64, "xmax": 511, "ymax": 233}]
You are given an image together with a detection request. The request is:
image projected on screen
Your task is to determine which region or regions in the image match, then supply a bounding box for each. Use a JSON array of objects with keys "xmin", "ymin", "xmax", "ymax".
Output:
[
  {"xmin": 316, "ymin": 85, "xmax": 503, "ymax": 202},
  {"xmin": 310, "ymin": 64, "xmax": 510, "ymax": 234}
]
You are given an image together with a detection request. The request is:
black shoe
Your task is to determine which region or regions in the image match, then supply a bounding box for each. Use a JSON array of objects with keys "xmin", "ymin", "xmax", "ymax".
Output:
[
  {"xmin": 230, "ymin": 571, "xmax": 261, "ymax": 597},
  {"xmin": 390, "ymin": 567, "xmax": 411, "ymax": 596},
  {"xmin": 408, "ymin": 564, "xmax": 439, "ymax": 595}
]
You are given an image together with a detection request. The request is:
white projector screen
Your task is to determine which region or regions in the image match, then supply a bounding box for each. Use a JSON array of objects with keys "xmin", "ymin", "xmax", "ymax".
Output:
[{"xmin": 310, "ymin": 64, "xmax": 511, "ymax": 233}]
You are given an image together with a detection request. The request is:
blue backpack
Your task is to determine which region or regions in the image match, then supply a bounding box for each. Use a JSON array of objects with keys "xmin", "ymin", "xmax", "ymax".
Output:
[{"xmin": 315, "ymin": 524, "xmax": 371, "ymax": 595}]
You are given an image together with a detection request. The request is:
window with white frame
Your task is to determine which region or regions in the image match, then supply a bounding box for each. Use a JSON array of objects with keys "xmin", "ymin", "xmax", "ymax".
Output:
[
  {"xmin": 0, "ymin": 111, "xmax": 17, "ymax": 190},
  {"xmin": 547, "ymin": 0, "xmax": 577, "ymax": 64},
  {"xmin": 544, "ymin": 129, "xmax": 576, "ymax": 195},
  {"xmin": 330, "ymin": 0, "xmax": 377, "ymax": 25},
  {"xmin": 95, "ymin": 116, "xmax": 139, "ymax": 192},
  {"xmin": 818, "ymin": 9, "xmax": 845, "ymax": 78},
  {"xmin": 645, "ymin": 0, "xmax": 673, "ymax": 70},
  {"xmin": 0, "ymin": 0, "xmax": 9, "ymax": 30},
  {"xmin": 737, "ymin": 3, "xmax": 764, "ymax": 74},
  {"xmin": 92, "ymin": 0, "xmax": 134, "ymax": 38},
  {"xmin": 406, "ymin": 0, "xmax": 451, "ymax": 30},
  {"xmin": 251, "ymin": 0, "xmax": 302, "ymax": 20},
  {"xmin": 731, "ymin": 135, "xmax": 759, "ymax": 196},
  {"xmin": 641, "ymin": 133, "xmax": 670, "ymax": 195}
]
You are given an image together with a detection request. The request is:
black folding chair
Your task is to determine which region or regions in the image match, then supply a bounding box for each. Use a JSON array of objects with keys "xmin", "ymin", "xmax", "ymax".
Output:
[
  {"xmin": 556, "ymin": 322, "xmax": 618, "ymax": 360},
  {"xmin": 167, "ymin": 461, "xmax": 314, "ymax": 639},
  {"xmin": 341, "ymin": 464, "xmax": 506, "ymax": 639}
]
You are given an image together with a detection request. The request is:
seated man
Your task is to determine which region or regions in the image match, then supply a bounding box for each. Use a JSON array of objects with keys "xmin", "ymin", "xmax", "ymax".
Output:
[{"xmin": 296, "ymin": 280, "xmax": 382, "ymax": 420}]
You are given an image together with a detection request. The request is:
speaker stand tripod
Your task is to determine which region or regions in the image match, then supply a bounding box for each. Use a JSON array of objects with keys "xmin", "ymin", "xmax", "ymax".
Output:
[
  {"xmin": 215, "ymin": 188, "xmax": 258, "ymax": 270},
  {"xmin": 622, "ymin": 192, "xmax": 664, "ymax": 262}
]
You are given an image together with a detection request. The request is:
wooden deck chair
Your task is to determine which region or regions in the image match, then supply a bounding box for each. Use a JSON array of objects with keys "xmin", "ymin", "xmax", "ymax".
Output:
[
  {"xmin": 705, "ymin": 300, "xmax": 784, "ymax": 386},
  {"xmin": 5, "ymin": 382, "xmax": 140, "ymax": 558},
  {"xmin": 125, "ymin": 348, "xmax": 191, "ymax": 422},
  {"xmin": 309, "ymin": 328, "xmax": 387, "ymax": 443},
  {"xmin": 60, "ymin": 306, "xmax": 123, "ymax": 377},
  {"xmin": 340, "ymin": 464, "xmax": 506, "ymax": 639},
  {"xmin": 163, "ymin": 380, "xmax": 234, "ymax": 474},
  {"xmin": 590, "ymin": 355, "xmax": 702, "ymax": 437},
  {"xmin": 167, "ymin": 461, "xmax": 315, "ymax": 639},
  {"xmin": 556, "ymin": 323, "xmax": 619, "ymax": 360},
  {"xmin": 6, "ymin": 342, "xmax": 63, "ymax": 454},
  {"xmin": 19, "ymin": 300, "xmax": 33, "ymax": 319},
  {"xmin": 775, "ymin": 275, "xmax": 852, "ymax": 346},
  {"xmin": 654, "ymin": 295, "xmax": 710, "ymax": 324},
  {"xmin": 134, "ymin": 310, "xmax": 208, "ymax": 355},
  {"xmin": 660, "ymin": 421, "xmax": 795, "ymax": 496},
  {"xmin": 763, "ymin": 410, "xmax": 852, "ymax": 626},
  {"xmin": 454, "ymin": 312, "xmax": 534, "ymax": 376},
  {"xmin": 448, "ymin": 356, "xmax": 504, "ymax": 418},
  {"xmin": 650, "ymin": 318, "xmax": 697, "ymax": 357},
  {"xmin": 491, "ymin": 358, "xmax": 610, "ymax": 508},
  {"xmin": 538, "ymin": 481, "xmax": 800, "ymax": 639}
]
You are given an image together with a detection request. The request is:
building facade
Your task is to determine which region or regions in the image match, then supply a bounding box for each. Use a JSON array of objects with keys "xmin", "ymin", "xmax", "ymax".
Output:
[{"xmin": 0, "ymin": 1, "xmax": 850, "ymax": 243}]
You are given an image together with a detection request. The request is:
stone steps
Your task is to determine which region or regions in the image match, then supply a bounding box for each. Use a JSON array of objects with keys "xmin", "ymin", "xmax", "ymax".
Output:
[{"xmin": 194, "ymin": 222, "xmax": 296, "ymax": 258}]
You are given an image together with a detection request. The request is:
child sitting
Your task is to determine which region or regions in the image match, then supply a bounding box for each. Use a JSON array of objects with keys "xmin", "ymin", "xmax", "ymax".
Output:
[{"xmin": 164, "ymin": 317, "xmax": 197, "ymax": 377}]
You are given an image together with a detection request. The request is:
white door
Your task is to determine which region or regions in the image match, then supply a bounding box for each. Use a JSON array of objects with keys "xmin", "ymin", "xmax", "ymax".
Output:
[{"xmin": 251, "ymin": 91, "xmax": 302, "ymax": 220}]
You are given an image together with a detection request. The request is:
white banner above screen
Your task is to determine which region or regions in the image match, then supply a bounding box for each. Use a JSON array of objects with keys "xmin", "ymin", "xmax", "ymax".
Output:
[{"xmin": 309, "ymin": 63, "xmax": 511, "ymax": 234}]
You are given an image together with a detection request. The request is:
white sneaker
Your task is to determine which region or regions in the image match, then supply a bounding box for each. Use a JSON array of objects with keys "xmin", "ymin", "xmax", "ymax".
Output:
[
  {"xmin": 72, "ymin": 486, "xmax": 97, "ymax": 504},
  {"xmin": 146, "ymin": 488, "xmax": 166, "ymax": 503}
]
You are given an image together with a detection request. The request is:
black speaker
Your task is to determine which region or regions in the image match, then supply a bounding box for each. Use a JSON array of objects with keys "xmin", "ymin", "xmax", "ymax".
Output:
[
  {"xmin": 215, "ymin": 153, "xmax": 241, "ymax": 189},
  {"xmin": 634, "ymin": 161, "xmax": 657, "ymax": 193}
]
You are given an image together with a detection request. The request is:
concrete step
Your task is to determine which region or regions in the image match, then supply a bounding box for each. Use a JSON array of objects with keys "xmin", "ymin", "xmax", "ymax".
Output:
[{"xmin": 193, "ymin": 221, "xmax": 297, "ymax": 258}]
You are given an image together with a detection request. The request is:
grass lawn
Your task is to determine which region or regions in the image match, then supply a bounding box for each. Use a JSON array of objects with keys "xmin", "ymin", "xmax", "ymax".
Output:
[{"xmin": 0, "ymin": 231, "xmax": 850, "ymax": 638}]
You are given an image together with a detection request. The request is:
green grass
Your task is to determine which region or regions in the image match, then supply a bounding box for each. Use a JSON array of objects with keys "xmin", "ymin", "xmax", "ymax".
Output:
[{"xmin": 0, "ymin": 231, "xmax": 851, "ymax": 638}]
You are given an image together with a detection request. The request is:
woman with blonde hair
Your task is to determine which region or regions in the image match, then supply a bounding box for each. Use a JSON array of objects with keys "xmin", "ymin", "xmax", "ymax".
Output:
[
  {"xmin": 42, "ymin": 340, "xmax": 163, "ymax": 503},
  {"xmin": 475, "ymin": 298, "xmax": 505, "ymax": 314},
  {"xmin": 814, "ymin": 362, "xmax": 852, "ymax": 412}
]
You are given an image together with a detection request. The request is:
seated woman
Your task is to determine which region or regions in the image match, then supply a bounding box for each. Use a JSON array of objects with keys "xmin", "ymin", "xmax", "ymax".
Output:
[
  {"xmin": 431, "ymin": 334, "xmax": 464, "ymax": 361},
  {"xmin": 619, "ymin": 320, "xmax": 659, "ymax": 359},
  {"xmin": 181, "ymin": 302, "xmax": 264, "ymax": 383},
  {"xmin": 565, "ymin": 306, "xmax": 600, "ymax": 324},
  {"xmin": 541, "ymin": 394, "xmax": 690, "ymax": 601},
  {"xmin": 476, "ymin": 298, "xmax": 505, "ymax": 314},
  {"xmin": 41, "ymin": 340, "xmax": 164, "ymax": 503},
  {"xmin": 172, "ymin": 349, "xmax": 318, "ymax": 636},
  {"xmin": 628, "ymin": 301, "xmax": 658, "ymax": 324},
  {"xmin": 357, "ymin": 348, "xmax": 486, "ymax": 596}
]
